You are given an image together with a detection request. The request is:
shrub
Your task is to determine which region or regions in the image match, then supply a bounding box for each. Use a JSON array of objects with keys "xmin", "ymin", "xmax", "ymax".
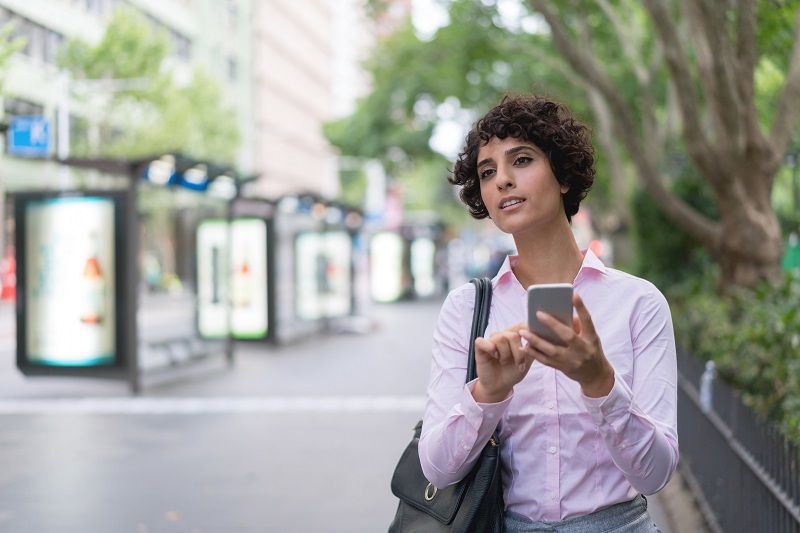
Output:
[{"xmin": 669, "ymin": 270, "xmax": 800, "ymax": 441}]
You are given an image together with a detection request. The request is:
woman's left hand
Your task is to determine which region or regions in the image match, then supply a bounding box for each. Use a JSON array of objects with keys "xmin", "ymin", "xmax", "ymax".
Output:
[{"xmin": 520, "ymin": 292, "xmax": 615, "ymax": 398}]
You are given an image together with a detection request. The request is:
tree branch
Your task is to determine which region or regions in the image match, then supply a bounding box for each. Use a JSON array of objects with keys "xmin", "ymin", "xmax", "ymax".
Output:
[
  {"xmin": 735, "ymin": 0, "xmax": 758, "ymax": 136},
  {"xmin": 769, "ymin": 9, "xmax": 800, "ymax": 172},
  {"xmin": 528, "ymin": 0, "xmax": 721, "ymax": 249},
  {"xmin": 595, "ymin": 0, "xmax": 649, "ymax": 84},
  {"xmin": 684, "ymin": 0, "xmax": 745, "ymax": 156},
  {"xmin": 586, "ymin": 86, "xmax": 631, "ymax": 230},
  {"xmin": 640, "ymin": 0, "xmax": 720, "ymax": 182}
]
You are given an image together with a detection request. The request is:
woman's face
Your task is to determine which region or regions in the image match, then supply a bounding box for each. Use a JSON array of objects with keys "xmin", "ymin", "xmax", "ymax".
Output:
[{"xmin": 477, "ymin": 136, "xmax": 568, "ymax": 236}]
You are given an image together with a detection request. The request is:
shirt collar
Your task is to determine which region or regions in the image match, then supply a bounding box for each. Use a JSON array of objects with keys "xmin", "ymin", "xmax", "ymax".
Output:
[{"xmin": 491, "ymin": 247, "xmax": 607, "ymax": 289}]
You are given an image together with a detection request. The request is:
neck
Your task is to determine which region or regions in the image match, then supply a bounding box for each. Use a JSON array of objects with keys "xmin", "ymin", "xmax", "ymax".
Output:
[{"xmin": 510, "ymin": 217, "xmax": 584, "ymax": 287}]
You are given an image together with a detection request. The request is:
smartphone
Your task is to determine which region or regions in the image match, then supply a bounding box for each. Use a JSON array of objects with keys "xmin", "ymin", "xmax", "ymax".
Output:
[{"xmin": 527, "ymin": 284, "xmax": 574, "ymax": 346}]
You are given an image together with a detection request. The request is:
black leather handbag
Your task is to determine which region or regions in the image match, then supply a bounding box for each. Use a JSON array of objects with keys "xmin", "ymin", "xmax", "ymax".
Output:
[{"xmin": 389, "ymin": 277, "xmax": 504, "ymax": 533}]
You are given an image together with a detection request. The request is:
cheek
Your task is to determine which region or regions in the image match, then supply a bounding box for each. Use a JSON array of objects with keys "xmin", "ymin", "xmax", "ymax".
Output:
[{"xmin": 479, "ymin": 183, "xmax": 492, "ymax": 210}]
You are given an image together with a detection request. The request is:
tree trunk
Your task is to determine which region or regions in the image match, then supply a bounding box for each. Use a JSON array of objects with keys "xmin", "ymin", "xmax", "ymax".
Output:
[{"xmin": 714, "ymin": 180, "xmax": 783, "ymax": 288}]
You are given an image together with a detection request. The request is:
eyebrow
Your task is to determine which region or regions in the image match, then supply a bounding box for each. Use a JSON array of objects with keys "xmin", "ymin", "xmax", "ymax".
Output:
[{"xmin": 477, "ymin": 145, "xmax": 537, "ymax": 169}]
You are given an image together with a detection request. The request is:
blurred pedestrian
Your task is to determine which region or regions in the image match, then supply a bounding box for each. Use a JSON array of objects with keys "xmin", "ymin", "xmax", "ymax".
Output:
[{"xmin": 419, "ymin": 95, "xmax": 677, "ymax": 532}]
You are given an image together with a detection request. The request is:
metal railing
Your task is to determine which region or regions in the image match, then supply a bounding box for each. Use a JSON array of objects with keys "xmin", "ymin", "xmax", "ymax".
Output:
[{"xmin": 677, "ymin": 348, "xmax": 800, "ymax": 532}]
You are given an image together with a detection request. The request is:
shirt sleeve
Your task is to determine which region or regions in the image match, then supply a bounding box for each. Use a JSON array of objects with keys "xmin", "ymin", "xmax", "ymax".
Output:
[
  {"xmin": 418, "ymin": 286, "xmax": 512, "ymax": 489},
  {"xmin": 581, "ymin": 288, "xmax": 679, "ymax": 495}
]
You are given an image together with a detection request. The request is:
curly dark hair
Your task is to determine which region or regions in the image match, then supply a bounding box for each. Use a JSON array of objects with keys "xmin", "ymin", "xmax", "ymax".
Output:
[{"xmin": 450, "ymin": 95, "xmax": 595, "ymax": 222}]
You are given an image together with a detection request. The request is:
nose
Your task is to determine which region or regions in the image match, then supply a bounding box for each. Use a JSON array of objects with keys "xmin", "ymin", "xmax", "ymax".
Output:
[{"xmin": 496, "ymin": 167, "xmax": 514, "ymax": 190}]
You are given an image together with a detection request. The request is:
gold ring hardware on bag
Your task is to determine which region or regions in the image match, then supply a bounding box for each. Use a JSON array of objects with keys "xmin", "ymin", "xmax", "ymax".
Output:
[{"xmin": 424, "ymin": 482, "xmax": 438, "ymax": 501}]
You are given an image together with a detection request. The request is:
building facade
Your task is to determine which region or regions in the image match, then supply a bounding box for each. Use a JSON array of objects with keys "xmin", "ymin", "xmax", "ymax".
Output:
[{"xmin": 0, "ymin": 0, "xmax": 256, "ymax": 179}]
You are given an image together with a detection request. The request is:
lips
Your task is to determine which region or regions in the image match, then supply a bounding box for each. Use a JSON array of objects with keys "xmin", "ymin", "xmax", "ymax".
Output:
[{"xmin": 499, "ymin": 197, "xmax": 525, "ymax": 209}]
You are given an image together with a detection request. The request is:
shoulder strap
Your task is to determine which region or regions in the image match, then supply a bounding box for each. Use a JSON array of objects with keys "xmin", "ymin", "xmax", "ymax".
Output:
[{"xmin": 467, "ymin": 277, "xmax": 493, "ymax": 383}]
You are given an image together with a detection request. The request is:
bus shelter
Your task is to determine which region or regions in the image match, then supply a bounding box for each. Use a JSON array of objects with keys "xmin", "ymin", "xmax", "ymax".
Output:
[{"xmin": 11, "ymin": 155, "xmax": 251, "ymax": 393}]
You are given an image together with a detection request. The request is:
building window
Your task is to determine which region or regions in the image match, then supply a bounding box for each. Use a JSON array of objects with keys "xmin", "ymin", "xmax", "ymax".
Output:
[
  {"xmin": 4, "ymin": 97, "xmax": 44, "ymax": 117},
  {"xmin": 1, "ymin": 11, "xmax": 63, "ymax": 65},
  {"xmin": 84, "ymin": 0, "xmax": 102, "ymax": 15},
  {"xmin": 69, "ymin": 114, "xmax": 90, "ymax": 156},
  {"xmin": 44, "ymin": 30, "xmax": 64, "ymax": 64},
  {"xmin": 227, "ymin": 57, "xmax": 237, "ymax": 82},
  {"xmin": 227, "ymin": 0, "xmax": 238, "ymax": 32},
  {"xmin": 171, "ymin": 30, "xmax": 191, "ymax": 61}
]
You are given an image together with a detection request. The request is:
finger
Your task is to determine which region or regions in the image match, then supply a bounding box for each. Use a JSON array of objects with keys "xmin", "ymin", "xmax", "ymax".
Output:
[
  {"xmin": 535, "ymin": 311, "xmax": 576, "ymax": 344},
  {"xmin": 518, "ymin": 343, "xmax": 539, "ymax": 371},
  {"xmin": 474, "ymin": 337, "xmax": 498, "ymax": 360},
  {"xmin": 573, "ymin": 293, "xmax": 598, "ymax": 339},
  {"xmin": 506, "ymin": 322, "xmax": 528, "ymax": 333},
  {"xmin": 520, "ymin": 329, "xmax": 563, "ymax": 359},
  {"xmin": 502, "ymin": 331, "xmax": 526, "ymax": 366},
  {"xmin": 573, "ymin": 315, "xmax": 582, "ymax": 335},
  {"xmin": 528, "ymin": 346, "xmax": 559, "ymax": 370},
  {"xmin": 491, "ymin": 333, "xmax": 515, "ymax": 363}
]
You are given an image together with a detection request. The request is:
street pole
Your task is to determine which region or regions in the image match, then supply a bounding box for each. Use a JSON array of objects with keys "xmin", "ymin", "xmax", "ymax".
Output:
[
  {"xmin": 126, "ymin": 165, "xmax": 142, "ymax": 394},
  {"xmin": 225, "ymin": 195, "xmax": 234, "ymax": 369}
]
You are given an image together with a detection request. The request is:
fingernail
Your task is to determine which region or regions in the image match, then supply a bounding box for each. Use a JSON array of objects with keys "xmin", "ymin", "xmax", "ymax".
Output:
[{"xmin": 536, "ymin": 311, "xmax": 545, "ymax": 319}]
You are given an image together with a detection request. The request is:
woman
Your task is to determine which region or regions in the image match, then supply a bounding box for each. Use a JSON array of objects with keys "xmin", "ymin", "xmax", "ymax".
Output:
[{"xmin": 419, "ymin": 95, "xmax": 677, "ymax": 532}]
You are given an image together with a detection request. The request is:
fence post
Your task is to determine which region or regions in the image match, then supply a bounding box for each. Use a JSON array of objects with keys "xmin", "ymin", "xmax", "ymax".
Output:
[{"xmin": 700, "ymin": 360, "xmax": 716, "ymax": 413}]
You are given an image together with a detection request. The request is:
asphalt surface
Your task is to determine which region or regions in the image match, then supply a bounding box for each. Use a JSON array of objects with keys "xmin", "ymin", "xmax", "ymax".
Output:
[{"xmin": 0, "ymin": 298, "xmax": 675, "ymax": 532}]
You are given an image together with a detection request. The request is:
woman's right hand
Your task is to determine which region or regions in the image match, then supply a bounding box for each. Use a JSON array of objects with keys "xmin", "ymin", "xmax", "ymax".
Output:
[{"xmin": 472, "ymin": 323, "xmax": 537, "ymax": 403}]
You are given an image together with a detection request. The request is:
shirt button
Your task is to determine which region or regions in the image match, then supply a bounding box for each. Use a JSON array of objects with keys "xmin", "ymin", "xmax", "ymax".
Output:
[
  {"xmin": 547, "ymin": 401, "xmax": 555, "ymax": 409},
  {"xmin": 548, "ymin": 446, "xmax": 557, "ymax": 454},
  {"xmin": 551, "ymin": 495, "xmax": 558, "ymax": 502}
]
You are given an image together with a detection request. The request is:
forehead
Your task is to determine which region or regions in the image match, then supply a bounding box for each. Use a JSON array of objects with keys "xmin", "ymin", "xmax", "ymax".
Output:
[{"xmin": 477, "ymin": 137, "xmax": 541, "ymax": 160}]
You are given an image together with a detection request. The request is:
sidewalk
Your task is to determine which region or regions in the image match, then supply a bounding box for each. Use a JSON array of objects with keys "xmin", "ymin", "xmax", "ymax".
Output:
[{"xmin": 0, "ymin": 297, "xmax": 710, "ymax": 531}]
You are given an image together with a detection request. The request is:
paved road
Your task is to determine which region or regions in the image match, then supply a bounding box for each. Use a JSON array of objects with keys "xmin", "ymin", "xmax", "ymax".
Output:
[{"xmin": 0, "ymin": 299, "xmax": 674, "ymax": 532}]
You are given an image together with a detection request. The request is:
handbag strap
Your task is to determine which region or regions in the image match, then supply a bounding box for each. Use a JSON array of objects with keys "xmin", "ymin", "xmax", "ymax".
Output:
[{"xmin": 467, "ymin": 277, "xmax": 493, "ymax": 384}]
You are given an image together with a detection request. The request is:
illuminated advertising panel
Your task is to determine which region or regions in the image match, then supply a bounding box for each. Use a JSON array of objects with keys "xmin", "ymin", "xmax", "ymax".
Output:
[
  {"xmin": 295, "ymin": 232, "xmax": 352, "ymax": 320},
  {"xmin": 197, "ymin": 219, "xmax": 230, "ymax": 339},
  {"xmin": 370, "ymin": 232, "xmax": 404, "ymax": 303},
  {"xmin": 19, "ymin": 195, "xmax": 120, "ymax": 367},
  {"xmin": 230, "ymin": 218, "xmax": 268, "ymax": 339},
  {"xmin": 411, "ymin": 237, "xmax": 436, "ymax": 298},
  {"xmin": 323, "ymin": 231, "xmax": 352, "ymax": 317},
  {"xmin": 295, "ymin": 233, "xmax": 323, "ymax": 320}
]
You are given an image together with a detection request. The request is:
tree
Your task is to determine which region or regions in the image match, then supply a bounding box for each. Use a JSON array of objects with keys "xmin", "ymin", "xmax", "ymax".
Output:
[
  {"xmin": 327, "ymin": 2, "xmax": 657, "ymax": 259},
  {"xmin": 335, "ymin": 0, "xmax": 800, "ymax": 289},
  {"xmin": 58, "ymin": 6, "xmax": 240, "ymax": 163},
  {"xmin": 527, "ymin": 0, "xmax": 800, "ymax": 287},
  {"xmin": 0, "ymin": 22, "xmax": 25, "ymax": 93}
]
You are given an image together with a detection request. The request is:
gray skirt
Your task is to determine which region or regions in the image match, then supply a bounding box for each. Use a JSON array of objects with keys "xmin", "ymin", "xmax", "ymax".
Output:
[{"xmin": 504, "ymin": 495, "xmax": 660, "ymax": 533}]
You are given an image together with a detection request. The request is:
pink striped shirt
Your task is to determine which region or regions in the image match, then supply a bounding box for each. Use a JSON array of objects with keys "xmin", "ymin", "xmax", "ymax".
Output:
[{"xmin": 419, "ymin": 249, "xmax": 679, "ymax": 521}]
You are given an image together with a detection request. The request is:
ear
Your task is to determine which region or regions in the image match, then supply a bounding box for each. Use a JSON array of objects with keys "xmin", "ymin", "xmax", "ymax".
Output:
[{"xmin": 560, "ymin": 184, "xmax": 570, "ymax": 194}]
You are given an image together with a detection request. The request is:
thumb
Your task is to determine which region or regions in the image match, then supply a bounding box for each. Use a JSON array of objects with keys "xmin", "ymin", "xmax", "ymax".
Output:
[{"xmin": 572, "ymin": 315, "xmax": 582, "ymax": 335}]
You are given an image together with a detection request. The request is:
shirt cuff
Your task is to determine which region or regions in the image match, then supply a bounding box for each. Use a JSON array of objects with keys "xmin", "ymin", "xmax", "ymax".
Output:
[
  {"xmin": 461, "ymin": 378, "xmax": 513, "ymax": 430},
  {"xmin": 582, "ymin": 373, "xmax": 634, "ymax": 433}
]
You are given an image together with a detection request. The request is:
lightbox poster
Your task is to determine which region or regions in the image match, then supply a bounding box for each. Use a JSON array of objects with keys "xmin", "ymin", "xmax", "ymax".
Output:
[
  {"xmin": 411, "ymin": 237, "xmax": 436, "ymax": 298},
  {"xmin": 230, "ymin": 218, "xmax": 268, "ymax": 338},
  {"xmin": 323, "ymin": 231, "xmax": 352, "ymax": 318},
  {"xmin": 197, "ymin": 219, "xmax": 230, "ymax": 339},
  {"xmin": 25, "ymin": 197, "xmax": 116, "ymax": 366},
  {"xmin": 295, "ymin": 232, "xmax": 352, "ymax": 320},
  {"xmin": 295, "ymin": 232, "xmax": 323, "ymax": 320},
  {"xmin": 370, "ymin": 232, "xmax": 404, "ymax": 303}
]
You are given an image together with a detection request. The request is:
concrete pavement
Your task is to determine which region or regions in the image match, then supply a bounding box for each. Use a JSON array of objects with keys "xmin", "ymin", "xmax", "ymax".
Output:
[{"xmin": 0, "ymin": 297, "xmax": 704, "ymax": 532}]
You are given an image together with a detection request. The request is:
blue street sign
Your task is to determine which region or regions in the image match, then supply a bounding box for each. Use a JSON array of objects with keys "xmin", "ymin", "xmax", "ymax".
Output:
[{"xmin": 8, "ymin": 116, "xmax": 51, "ymax": 158}]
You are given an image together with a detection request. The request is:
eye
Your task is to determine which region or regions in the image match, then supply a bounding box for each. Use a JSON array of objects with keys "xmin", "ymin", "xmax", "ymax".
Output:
[
  {"xmin": 514, "ymin": 156, "xmax": 532, "ymax": 166},
  {"xmin": 479, "ymin": 168, "xmax": 495, "ymax": 179}
]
